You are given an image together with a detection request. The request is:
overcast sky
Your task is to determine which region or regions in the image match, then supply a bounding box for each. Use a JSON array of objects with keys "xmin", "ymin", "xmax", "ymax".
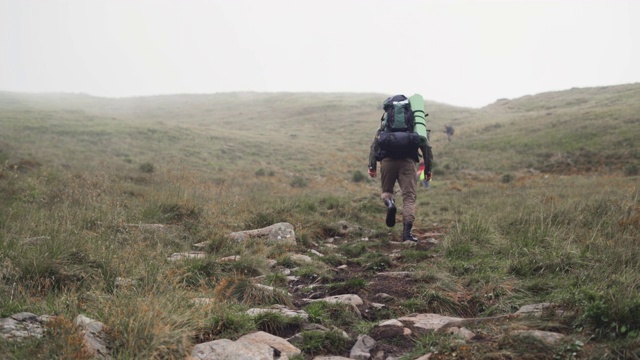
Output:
[{"xmin": 2, "ymin": 0, "xmax": 639, "ymax": 108}]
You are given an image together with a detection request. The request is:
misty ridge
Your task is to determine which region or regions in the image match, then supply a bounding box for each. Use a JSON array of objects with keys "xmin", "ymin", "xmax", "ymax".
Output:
[
  {"xmin": 2, "ymin": 83, "xmax": 639, "ymax": 178},
  {"xmin": 0, "ymin": 83, "xmax": 639, "ymax": 359}
]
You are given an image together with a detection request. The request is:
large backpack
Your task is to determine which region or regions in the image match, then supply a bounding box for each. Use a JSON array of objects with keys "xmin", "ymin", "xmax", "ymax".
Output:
[
  {"xmin": 382, "ymin": 95, "xmax": 415, "ymax": 132},
  {"xmin": 376, "ymin": 94, "xmax": 420, "ymax": 159}
]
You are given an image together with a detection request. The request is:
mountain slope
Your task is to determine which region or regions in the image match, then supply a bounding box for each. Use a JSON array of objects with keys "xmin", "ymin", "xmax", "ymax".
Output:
[{"xmin": 1, "ymin": 83, "xmax": 639, "ymax": 178}]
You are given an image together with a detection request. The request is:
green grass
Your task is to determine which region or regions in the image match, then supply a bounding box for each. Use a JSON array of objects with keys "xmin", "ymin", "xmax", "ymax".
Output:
[{"xmin": 1, "ymin": 85, "xmax": 640, "ymax": 358}]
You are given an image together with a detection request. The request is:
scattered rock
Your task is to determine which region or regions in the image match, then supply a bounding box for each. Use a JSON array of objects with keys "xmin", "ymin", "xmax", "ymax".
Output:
[
  {"xmin": 510, "ymin": 329, "xmax": 565, "ymax": 345},
  {"xmin": 166, "ymin": 251, "xmax": 206, "ymax": 261},
  {"xmin": 399, "ymin": 313, "xmax": 464, "ymax": 332},
  {"xmin": 0, "ymin": 312, "xmax": 45, "ymax": 340},
  {"xmin": 415, "ymin": 355, "xmax": 432, "ymax": 360},
  {"xmin": 309, "ymin": 294, "xmax": 363, "ymax": 307},
  {"xmin": 515, "ymin": 302, "xmax": 553, "ymax": 316},
  {"xmin": 246, "ymin": 305, "xmax": 309, "ymax": 321},
  {"xmin": 445, "ymin": 326, "xmax": 475, "ymax": 341},
  {"xmin": 229, "ymin": 222, "xmax": 296, "ymax": 245},
  {"xmin": 254, "ymin": 283, "xmax": 290, "ymax": 297},
  {"xmin": 241, "ymin": 331, "xmax": 302, "ymax": 358},
  {"xmin": 191, "ymin": 298, "xmax": 215, "ymax": 305},
  {"xmin": 370, "ymin": 320, "xmax": 412, "ymax": 340},
  {"xmin": 350, "ymin": 334, "xmax": 376, "ymax": 360},
  {"xmin": 192, "ymin": 241, "xmax": 209, "ymax": 249},
  {"xmin": 191, "ymin": 338, "xmax": 273, "ymax": 360},
  {"xmin": 218, "ymin": 255, "xmax": 240, "ymax": 262},
  {"xmin": 378, "ymin": 319, "xmax": 403, "ymax": 327},
  {"xmin": 310, "ymin": 249, "xmax": 324, "ymax": 257},
  {"xmin": 266, "ymin": 259, "xmax": 278, "ymax": 267},
  {"xmin": 423, "ymin": 238, "xmax": 438, "ymax": 246},
  {"xmin": 291, "ymin": 254, "xmax": 313, "ymax": 264},
  {"xmin": 75, "ymin": 315, "xmax": 111, "ymax": 360},
  {"xmin": 191, "ymin": 331, "xmax": 300, "ymax": 360}
]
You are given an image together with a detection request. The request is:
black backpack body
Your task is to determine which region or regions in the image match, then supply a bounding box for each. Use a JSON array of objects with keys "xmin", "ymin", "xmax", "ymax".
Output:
[{"xmin": 375, "ymin": 94, "xmax": 420, "ymax": 161}]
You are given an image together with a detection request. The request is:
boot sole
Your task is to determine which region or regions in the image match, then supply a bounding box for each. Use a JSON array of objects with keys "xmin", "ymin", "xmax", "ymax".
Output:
[{"xmin": 385, "ymin": 205, "xmax": 397, "ymax": 227}]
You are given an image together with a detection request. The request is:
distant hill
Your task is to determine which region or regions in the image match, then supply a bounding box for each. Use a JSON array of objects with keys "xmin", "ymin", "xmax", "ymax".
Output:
[
  {"xmin": 440, "ymin": 83, "xmax": 640, "ymax": 175},
  {"xmin": 1, "ymin": 83, "xmax": 639, "ymax": 178}
]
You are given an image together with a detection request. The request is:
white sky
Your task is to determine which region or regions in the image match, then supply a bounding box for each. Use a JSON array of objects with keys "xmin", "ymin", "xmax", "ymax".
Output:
[{"xmin": 1, "ymin": 0, "xmax": 639, "ymax": 108}]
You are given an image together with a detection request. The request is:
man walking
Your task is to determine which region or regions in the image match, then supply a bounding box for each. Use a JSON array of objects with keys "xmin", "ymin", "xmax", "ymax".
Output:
[
  {"xmin": 368, "ymin": 95, "xmax": 432, "ymax": 242},
  {"xmin": 445, "ymin": 124, "xmax": 455, "ymax": 141}
]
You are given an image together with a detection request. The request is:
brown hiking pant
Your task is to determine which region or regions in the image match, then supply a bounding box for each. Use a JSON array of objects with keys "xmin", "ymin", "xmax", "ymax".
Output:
[{"xmin": 380, "ymin": 157, "xmax": 417, "ymax": 224}]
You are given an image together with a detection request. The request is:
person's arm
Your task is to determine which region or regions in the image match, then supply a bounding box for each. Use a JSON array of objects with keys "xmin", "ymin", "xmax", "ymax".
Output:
[
  {"xmin": 421, "ymin": 141, "xmax": 433, "ymax": 181},
  {"xmin": 368, "ymin": 128, "xmax": 381, "ymax": 177}
]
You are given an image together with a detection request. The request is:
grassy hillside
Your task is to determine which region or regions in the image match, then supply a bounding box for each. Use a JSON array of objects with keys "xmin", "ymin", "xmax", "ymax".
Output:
[
  {"xmin": 437, "ymin": 83, "xmax": 640, "ymax": 175},
  {"xmin": 3, "ymin": 84, "xmax": 638, "ymax": 180},
  {"xmin": 1, "ymin": 85, "xmax": 639, "ymax": 359}
]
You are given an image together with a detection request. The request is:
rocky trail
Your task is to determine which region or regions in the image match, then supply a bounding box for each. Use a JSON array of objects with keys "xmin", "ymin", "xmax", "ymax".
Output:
[{"xmin": 1, "ymin": 222, "xmax": 578, "ymax": 359}]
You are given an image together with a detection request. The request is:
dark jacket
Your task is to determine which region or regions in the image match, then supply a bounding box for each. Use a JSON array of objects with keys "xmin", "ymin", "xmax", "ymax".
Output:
[{"xmin": 368, "ymin": 124, "xmax": 432, "ymax": 174}]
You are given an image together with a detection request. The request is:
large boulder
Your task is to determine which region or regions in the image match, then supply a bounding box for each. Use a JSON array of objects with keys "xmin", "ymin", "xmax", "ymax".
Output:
[
  {"xmin": 0, "ymin": 312, "xmax": 46, "ymax": 341},
  {"xmin": 191, "ymin": 331, "xmax": 301, "ymax": 360}
]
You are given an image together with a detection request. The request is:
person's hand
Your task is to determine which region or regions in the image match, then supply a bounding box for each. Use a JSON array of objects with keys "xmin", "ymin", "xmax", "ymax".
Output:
[
  {"xmin": 425, "ymin": 172, "xmax": 432, "ymax": 181},
  {"xmin": 368, "ymin": 169, "xmax": 377, "ymax": 178}
]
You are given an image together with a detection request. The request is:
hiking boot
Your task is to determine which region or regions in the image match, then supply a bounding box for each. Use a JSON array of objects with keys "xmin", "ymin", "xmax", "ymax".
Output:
[
  {"xmin": 384, "ymin": 198, "xmax": 396, "ymax": 227},
  {"xmin": 403, "ymin": 222, "xmax": 418, "ymax": 242}
]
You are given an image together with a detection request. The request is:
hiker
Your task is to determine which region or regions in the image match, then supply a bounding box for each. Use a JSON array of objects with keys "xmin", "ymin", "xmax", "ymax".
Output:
[
  {"xmin": 445, "ymin": 124, "xmax": 455, "ymax": 141},
  {"xmin": 368, "ymin": 95, "xmax": 433, "ymax": 242}
]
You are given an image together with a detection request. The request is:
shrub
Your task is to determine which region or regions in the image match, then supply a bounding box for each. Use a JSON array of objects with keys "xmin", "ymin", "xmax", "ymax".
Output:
[
  {"xmin": 303, "ymin": 301, "xmax": 361, "ymax": 328},
  {"xmin": 255, "ymin": 168, "xmax": 266, "ymax": 176},
  {"xmin": 253, "ymin": 311, "xmax": 304, "ymax": 337},
  {"xmin": 293, "ymin": 263, "xmax": 335, "ymax": 283},
  {"xmin": 139, "ymin": 162, "xmax": 155, "ymax": 173},
  {"xmin": 327, "ymin": 278, "xmax": 366, "ymax": 295},
  {"xmin": 199, "ymin": 308, "xmax": 256, "ymax": 341},
  {"xmin": 245, "ymin": 208, "xmax": 289, "ymax": 229},
  {"xmin": 362, "ymin": 252, "xmax": 392, "ymax": 272},
  {"xmin": 351, "ymin": 170, "xmax": 366, "ymax": 183},
  {"xmin": 319, "ymin": 254, "xmax": 347, "ymax": 267},
  {"xmin": 102, "ymin": 291, "xmax": 201, "ymax": 358},
  {"xmin": 290, "ymin": 176, "xmax": 308, "ymax": 188},
  {"xmin": 501, "ymin": 173, "xmax": 514, "ymax": 183},
  {"xmin": 624, "ymin": 164, "xmax": 639, "ymax": 176},
  {"xmin": 338, "ymin": 243, "xmax": 368, "ymax": 258},
  {"xmin": 296, "ymin": 330, "xmax": 351, "ymax": 356},
  {"xmin": 182, "ymin": 260, "xmax": 222, "ymax": 288},
  {"xmin": 213, "ymin": 277, "xmax": 292, "ymax": 306}
]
